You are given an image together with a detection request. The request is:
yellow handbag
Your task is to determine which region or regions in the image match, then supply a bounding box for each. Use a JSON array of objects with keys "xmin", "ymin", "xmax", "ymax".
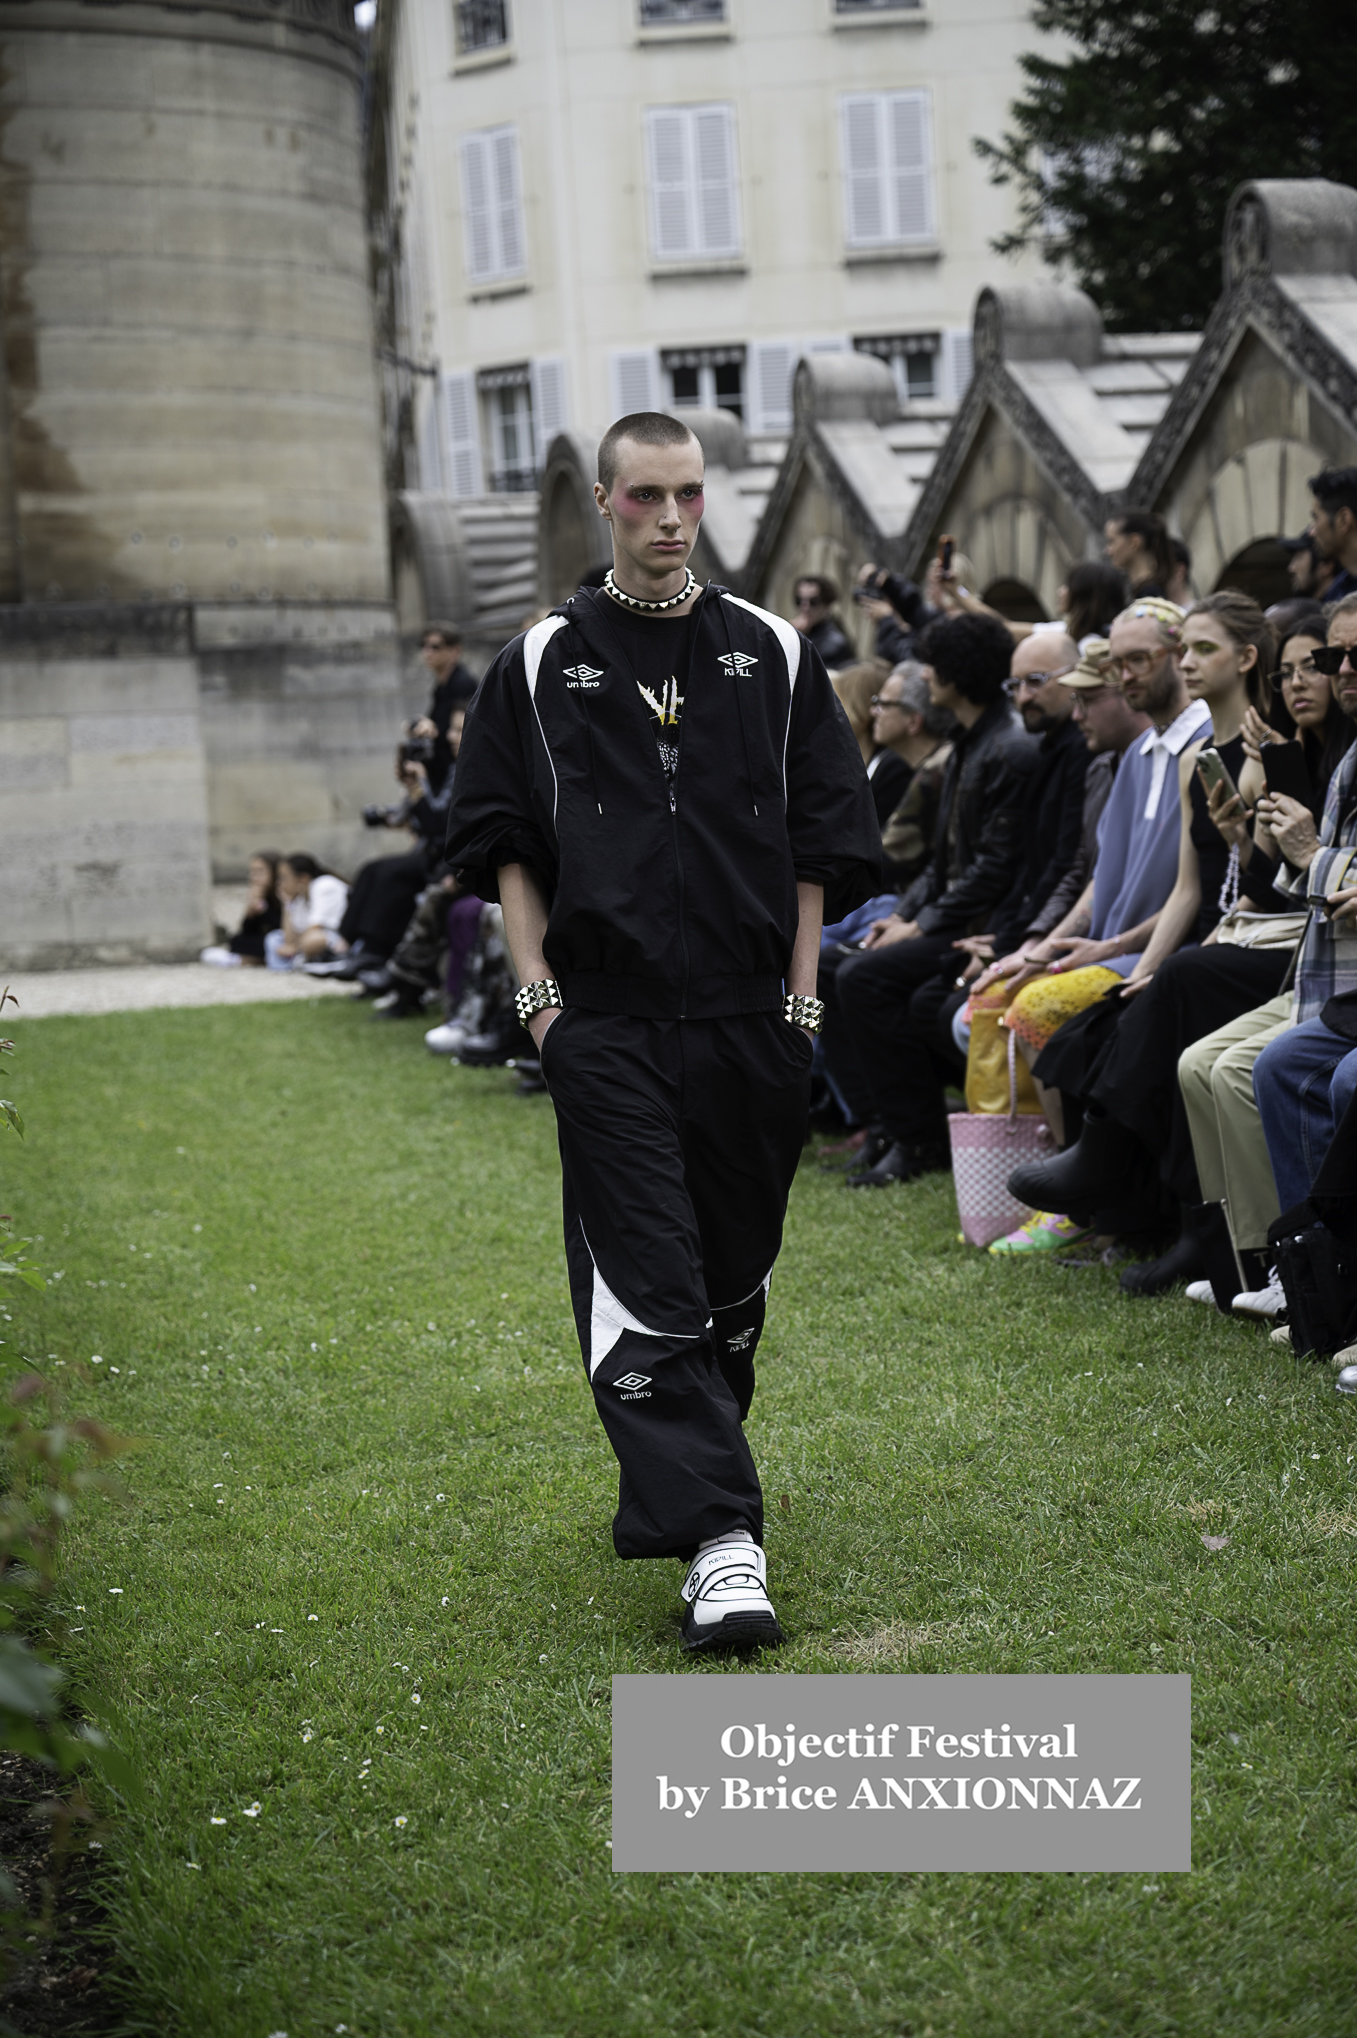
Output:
[{"xmin": 964, "ymin": 982, "xmax": 1043, "ymax": 1115}]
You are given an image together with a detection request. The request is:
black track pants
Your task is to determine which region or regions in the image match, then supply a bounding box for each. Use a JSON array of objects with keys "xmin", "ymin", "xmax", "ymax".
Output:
[{"xmin": 540, "ymin": 1008, "xmax": 812, "ymax": 1561}]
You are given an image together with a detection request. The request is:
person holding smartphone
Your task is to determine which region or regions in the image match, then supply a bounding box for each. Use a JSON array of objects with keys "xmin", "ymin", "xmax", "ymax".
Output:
[{"xmin": 1008, "ymin": 593, "xmax": 1290, "ymax": 1295}]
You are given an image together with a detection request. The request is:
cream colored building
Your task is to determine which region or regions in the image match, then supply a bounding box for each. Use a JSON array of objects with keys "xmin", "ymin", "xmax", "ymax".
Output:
[{"xmin": 371, "ymin": 0, "xmax": 1053, "ymax": 507}]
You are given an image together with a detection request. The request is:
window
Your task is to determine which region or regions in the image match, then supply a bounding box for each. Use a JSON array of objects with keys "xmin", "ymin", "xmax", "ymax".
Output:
[
  {"xmin": 834, "ymin": 1, "xmax": 924, "ymax": 12},
  {"xmin": 639, "ymin": 1, "xmax": 726, "ymax": 21},
  {"xmin": 459, "ymin": 125, "xmax": 526, "ymax": 285},
  {"xmin": 456, "ymin": 0, "xmax": 509, "ymax": 50},
  {"xmin": 645, "ymin": 104, "xmax": 741, "ymax": 263},
  {"xmin": 854, "ymin": 331, "xmax": 939, "ymax": 404},
  {"xmin": 661, "ymin": 345, "xmax": 745, "ymax": 420},
  {"xmin": 477, "ymin": 365, "xmax": 535, "ymax": 493},
  {"xmin": 840, "ymin": 90, "xmax": 935, "ymax": 248}
]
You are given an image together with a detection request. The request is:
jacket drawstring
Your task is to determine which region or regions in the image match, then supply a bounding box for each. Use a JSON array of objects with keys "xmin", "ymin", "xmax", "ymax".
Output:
[
  {"xmin": 564, "ymin": 600, "xmax": 603, "ymax": 815},
  {"xmin": 718, "ymin": 590, "xmax": 758, "ymax": 816}
]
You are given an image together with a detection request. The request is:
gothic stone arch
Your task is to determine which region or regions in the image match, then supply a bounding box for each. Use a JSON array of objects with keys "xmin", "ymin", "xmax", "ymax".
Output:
[
  {"xmin": 1149, "ymin": 328, "xmax": 1355, "ymax": 594},
  {"xmin": 915, "ymin": 406, "xmax": 1097, "ymax": 620}
]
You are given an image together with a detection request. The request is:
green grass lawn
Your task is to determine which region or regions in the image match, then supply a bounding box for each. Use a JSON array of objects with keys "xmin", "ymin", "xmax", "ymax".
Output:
[{"xmin": 2, "ymin": 997, "xmax": 1355, "ymax": 2036}]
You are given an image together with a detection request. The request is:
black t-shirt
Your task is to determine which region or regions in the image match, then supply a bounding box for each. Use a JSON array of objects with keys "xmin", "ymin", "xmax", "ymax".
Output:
[{"xmin": 597, "ymin": 602, "xmax": 695, "ymax": 808}]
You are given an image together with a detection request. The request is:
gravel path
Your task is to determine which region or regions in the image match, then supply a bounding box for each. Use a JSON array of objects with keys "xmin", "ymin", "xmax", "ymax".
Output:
[{"xmin": 1, "ymin": 965, "xmax": 354, "ymax": 1020}]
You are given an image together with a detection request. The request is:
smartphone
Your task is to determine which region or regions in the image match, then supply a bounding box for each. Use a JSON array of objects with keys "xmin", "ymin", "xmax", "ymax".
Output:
[
  {"xmin": 1263, "ymin": 739, "xmax": 1316, "ymax": 814},
  {"xmin": 939, "ymin": 534, "xmax": 955, "ymax": 576},
  {"xmin": 1196, "ymin": 745, "xmax": 1240, "ymax": 806}
]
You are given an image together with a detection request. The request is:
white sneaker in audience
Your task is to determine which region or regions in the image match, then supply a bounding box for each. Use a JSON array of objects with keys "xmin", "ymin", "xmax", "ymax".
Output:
[
  {"xmin": 1270, "ymin": 1323, "xmax": 1292, "ymax": 1347},
  {"xmin": 1336, "ymin": 1362, "xmax": 1357, "ymax": 1396},
  {"xmin": 199, "ymin": 945, "xmax": 242, "ymax": 967},
  {"xmin": 1184, "ymin": 1280, "xmax": 1215, "ymax": 1305},
  {"xmin": 1232, "ymin": 1271, "xmax": 1285, "ymax": 1319},
  {"xmin": 424, "ymin": 1020, "xmax": 469, "ymax": 1056}
]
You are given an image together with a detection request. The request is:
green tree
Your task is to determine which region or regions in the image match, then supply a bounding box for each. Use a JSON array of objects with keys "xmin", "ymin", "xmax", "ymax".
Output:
[{"xmin": 976, "ymin": 2, "xmax": 1357, "ymax": 333}]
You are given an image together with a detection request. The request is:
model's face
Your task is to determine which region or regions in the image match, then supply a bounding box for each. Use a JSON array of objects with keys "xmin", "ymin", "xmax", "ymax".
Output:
[
  {"xmin": 1176, "ymin": 612, "xmax": 1254, "ymax": 703},
  {"xmin": 1330, "ymin": 612, "xmax": 1357, "ymax": 719},
  {"xmin": 1278, "ymin": 634, "xmax": 1330, "ymax": 729},
  {"xmin": 1108, "ymin": 613, "xmax": 1177, "ymax": 716},
  {"xmin": 596, "ymin": 438, "xmax": 704, "ymax": 584}
]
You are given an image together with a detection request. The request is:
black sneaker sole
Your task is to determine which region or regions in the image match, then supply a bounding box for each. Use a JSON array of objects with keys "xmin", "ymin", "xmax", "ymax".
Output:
[{"xmin": 680, "ymin": 1609, "xmax": 785, "ymax": 1654}]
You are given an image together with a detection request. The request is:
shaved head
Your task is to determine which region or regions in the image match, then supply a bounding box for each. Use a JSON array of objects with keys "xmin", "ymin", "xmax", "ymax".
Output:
[{"xmin": 598, "ymin": 412, "xmax": 700, "ymax": 494}]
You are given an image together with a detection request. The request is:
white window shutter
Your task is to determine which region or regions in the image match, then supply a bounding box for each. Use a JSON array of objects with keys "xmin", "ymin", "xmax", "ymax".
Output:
[
  {"xmin": 693, "ymin": 105, "xmax": 741, "ymax": 258},
  {"xmin": 746, "ymin": 340, "xmax": 799, "ymax": 435},
  {"xmin": 647, "ymin": 109, "xmax": 693, "ymax": 260},
  {"xmin": 939, "ymin": 328, "xmax": 975, "ymax": 406},
  {"xmin": 888, "ymin": 92, "xmax": 934, "ymax": 242},
  {"xmin": 608, "ymin": 348, "xmax": 661, "ymax": 420},
  {"xmin": 841, "ymin": 95, "xmax": 886, "ymax": 248},
  {"xmin": 443, "ymin": 370, "xmax": 484, "ymax": 499},
  {"xmin": 417, "ymin": 383, "xmax": 443, "ymax": 493},
  {"xmin": 530, "ymin": 354, "xmax": 570, "ymax": 466},
  {"xmin": 460, "ymin": 132, "xmax": 496, "ymax": 282},
  {"xmin": 491, "ymin": 126, "xmax": 526, "ymax": 276}
]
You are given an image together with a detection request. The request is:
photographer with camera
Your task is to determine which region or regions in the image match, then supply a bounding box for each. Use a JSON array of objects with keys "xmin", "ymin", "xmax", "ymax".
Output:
[
  {"xmin": 410, "ymin": 623, "xmax": 477, "ymax": 794},
  {"xmin": 853, "ymin": 562, "xmax": 937, "ymax": 667},
  {"xmin": 314, "ymin": 706, "xmax": 468, "ymax": 981}
]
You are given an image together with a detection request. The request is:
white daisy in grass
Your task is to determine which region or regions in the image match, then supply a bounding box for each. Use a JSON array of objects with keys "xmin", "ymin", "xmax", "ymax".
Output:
[
  {"xmin": 210, "ymin": 1817, "xmax": 226, "ymax": 1826},
  {"xmin": 242, "ymin": 1802, "xmax": 262, "ymax": 1818},
  {"xmin": 394, "ymin": 1816, "xmax": 408, "ymax": 1829}
]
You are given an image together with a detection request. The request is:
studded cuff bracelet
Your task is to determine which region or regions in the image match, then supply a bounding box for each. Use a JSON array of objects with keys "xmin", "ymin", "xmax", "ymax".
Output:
[
  {"xmin": 514, "ymin": 979, "xmax": 563, "ymax": 1027},
  {"xmin": 783, "ymin": 993, "xmax": 826, "ymax": 1035}
]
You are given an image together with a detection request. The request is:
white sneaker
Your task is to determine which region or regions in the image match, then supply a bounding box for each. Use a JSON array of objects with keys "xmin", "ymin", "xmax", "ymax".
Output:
[
  {"xmin": 424, "ymin": 1021, "xmax": 469, "ymax": 1056},
  {"xmin": 199, "ymin": 945, "xmax": 242, "ymax": 968},
  {"xmin": 680, "ymin": 1537, "xmax": 783, "ymax": 1654},
  {"xmin": 1270, "ymin": 1323, "xmax": 1292, "ymax": 1347},
  {"xmin": 1232, "ymin": 1272, "xmax": 1286, "ymax": 1319},
  {"xmin": 1184, "ymin": 1279, "xmax": 1216, "ymax": 1305}
]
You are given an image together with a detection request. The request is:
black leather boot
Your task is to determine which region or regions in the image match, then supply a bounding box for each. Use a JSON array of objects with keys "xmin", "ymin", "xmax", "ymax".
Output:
[
  {"xmin": 1119, "ymin": 1228, "xmax": 1206, "ymax": 1295},
  {"xmin": 1007, "ymin": 1109, "xmax": 1144, "ymax": 1217}
]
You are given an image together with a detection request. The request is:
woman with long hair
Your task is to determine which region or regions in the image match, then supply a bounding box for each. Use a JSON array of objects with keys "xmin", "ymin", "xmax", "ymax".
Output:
[{"xmin": 1007, "ymin": 593, "xmax": 1303, "ymax": 1295}]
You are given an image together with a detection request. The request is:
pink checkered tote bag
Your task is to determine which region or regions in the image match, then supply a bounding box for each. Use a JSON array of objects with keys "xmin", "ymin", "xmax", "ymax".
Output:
[{"xmin": 948, "ymin": 1031, "xmax": 1053, "ymax": 1248}]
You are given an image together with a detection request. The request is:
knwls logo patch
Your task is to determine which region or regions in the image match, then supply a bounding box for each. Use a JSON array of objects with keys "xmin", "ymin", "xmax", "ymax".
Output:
[
  {"xmin": 564, "ymin": 664, "xmax": 604, "ymax": 688},
  {"xmin": 718, "ymin": 652, "xmax": 759, "ymax": 673}
]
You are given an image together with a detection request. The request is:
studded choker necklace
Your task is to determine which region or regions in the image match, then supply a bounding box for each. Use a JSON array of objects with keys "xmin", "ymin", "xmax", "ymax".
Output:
[{"xmin": 603, "ymin": 568, "xmax": 699, "ymax": 613}]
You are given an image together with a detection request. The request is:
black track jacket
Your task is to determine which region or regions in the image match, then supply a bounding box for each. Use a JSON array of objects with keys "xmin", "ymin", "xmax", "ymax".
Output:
[{"xmin": 445, "ymin": 583, "xmax": 880, "ymax": 1020}]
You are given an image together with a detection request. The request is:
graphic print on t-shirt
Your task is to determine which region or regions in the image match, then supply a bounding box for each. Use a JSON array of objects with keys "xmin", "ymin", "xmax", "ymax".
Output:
[{"xmin": 636, "ymin": 674, "xmax": 684, "ymax": 804}]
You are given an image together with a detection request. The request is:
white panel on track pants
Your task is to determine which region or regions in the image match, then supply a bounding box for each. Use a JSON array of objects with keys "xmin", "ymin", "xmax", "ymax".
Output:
[{"xmin": 540, "ymin": 1007, "xmax": 812, "ymax": 1560}]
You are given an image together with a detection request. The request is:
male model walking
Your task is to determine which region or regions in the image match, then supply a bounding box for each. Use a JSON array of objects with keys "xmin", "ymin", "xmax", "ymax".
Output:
[{"xmin": 446, "ymin": 412, "xmax": 878, "ymax": 1650}]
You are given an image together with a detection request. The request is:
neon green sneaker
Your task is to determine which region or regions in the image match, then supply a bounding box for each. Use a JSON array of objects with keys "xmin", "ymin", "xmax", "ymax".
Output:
[{"xmin": 989, "ymin": 1211, "xmax": 1093, "ymax": 1256}]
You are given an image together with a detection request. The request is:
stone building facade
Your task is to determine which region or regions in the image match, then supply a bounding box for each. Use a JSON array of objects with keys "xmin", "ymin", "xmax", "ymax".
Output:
[{"xmin": 0, "ymin": 0, "xmax": 411, "ymax": 968}]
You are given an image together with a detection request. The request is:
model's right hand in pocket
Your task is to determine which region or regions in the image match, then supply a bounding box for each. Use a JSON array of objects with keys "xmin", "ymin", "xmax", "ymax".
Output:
[{"xmin": 529, "ymin": 1007, "xmax": 563, "ymax": 1051}]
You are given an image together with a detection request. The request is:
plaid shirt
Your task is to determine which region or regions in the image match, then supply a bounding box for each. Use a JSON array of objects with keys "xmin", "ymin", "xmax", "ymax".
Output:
[{"xmin": 1277, "ymin": 739, "xmax": 1357, "ymax": 1020}]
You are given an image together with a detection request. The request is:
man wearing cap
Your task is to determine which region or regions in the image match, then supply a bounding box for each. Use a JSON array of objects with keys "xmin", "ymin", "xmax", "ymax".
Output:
[{"xmin": 968, "ymin": 602, "xmax": 1203, "ymax": 1120}]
